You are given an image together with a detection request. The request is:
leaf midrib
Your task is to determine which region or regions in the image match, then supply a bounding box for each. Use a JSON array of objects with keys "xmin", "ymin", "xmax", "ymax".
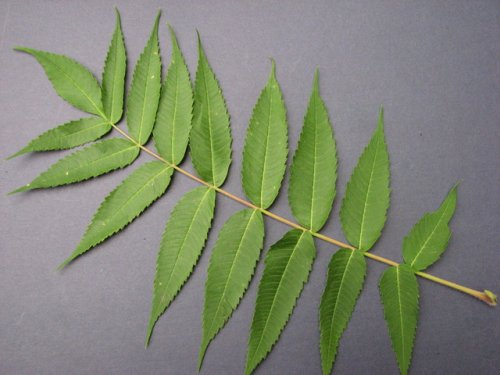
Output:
[
  {"xmin": 204, "ymin": 209, "xmax": 258, "ymax": 342},
  {"xmin": 40, "ymin": 142, "xmax": 137, "ymax": 183},
  {"xmin": 158, "ymin": 188, "xmax": 213, "ymax": 306},
  {"xmin": 409, "ymin": 200, "xmax": 452, "ymax": 269},
  {"xmin": 79, "ymin": 164, "xmax": 172, "ymax": 252},
  {"xmin": 248, "ymin": 231, "xmax": 307, "ymax": 368},
  {"xmin": 169, "ymin": 57, "xmax": 180, "ymax": 164},
  {"xmin": 259, "ymin": 87, "xmax": 274, "ymax": 207},
  {"xmin": 108, "ymin": 26, "xmax": 123, "ymax": 121},
  {"xmin": 358, "ymin": 131, "xmax": 381, "ymax": 249},
  {"xmin": 325, "ymin": 251, "xmax": 356, "ymax": 360},
  {"xmin": 309, "ymin": 92, "xmax": 318, "ymax": 230},
  {"xmin": 136, "ymin": 39, "xmax": 157, "ymax": 144},
  {"xmin": 396, "ymin": 267, "xmax": 407, "ymax": 369},
  {"xmin": 30, "ymin": 119, "xmax": 109, "ymax": 150},
  {"xmin": 43, "ymin": 53, "xmax": 102, "ymax": 115},
  {"xmin": 76, "ymin": 143, "xmax": 136, "ymax": 168},
  {"xmin": 61, "ymin": 120, "xmax": 109, "ymax": 138},
  {"xmin": 200, "ymin": 60, "xmax": 217, "ymax": 185}
]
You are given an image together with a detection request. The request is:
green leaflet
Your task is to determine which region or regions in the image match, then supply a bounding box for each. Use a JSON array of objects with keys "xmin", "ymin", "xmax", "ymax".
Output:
[
  {"xmin": 241, "ymin": 61, "xmax": 288, "ymax": 208},
  {"xmin": 403, "ymin": 186, "xmax": 457, "ymax": 271},
  {"xmin": 15, "ymin": 47, "xmax": 103, "ymax": 116},
  {"xmin": 7, "ymin": 117, "xmax": 111, "ymax": 159},
  {"xmin": 101, "ymin": 8, "xmax": 126, "ymax": 124},
  {"xmin": 379, "ymin": 265, "xmax": 419, "ymax": 375},
  {"xmin": 199, "ymin": 208, "xmax": 264, "ymax": 368},
  {"xmin": 126, "ymin": 12, "xmax": 162, "ymax": 145},
  {"xmin": 153, "ymin": 25, "xmax": 193, "ymax": 164},
  {"xmin": 289, "ymin": 71, "xmax": 337, "ymax": 231},
  {"xmin": 316, "ymin": 107, "xmax": 381, "ymax": 375},
  {"xmin": 380, "ymin": 186, "xmax": 457, "ymax": 374},
  {"xmin": 340, "ymin": 108, "xmax": 390, "ymax": 251},
  {"xmin": 11, "ymin": 138, "xmax": 139, "ymax": 193},
  {"xmin": 190, "ymin": 33, "xmax": 232, "ymax": 187},
  {"xmin": 9, "ymin": 11, "xmax": 486, "ymax": 375},
  {"xmin": 246, "ymin": 229, "xmax": 316, "ymax": 375},
  {"xmin": 146, "ymin": 186, "xmax": 216, "ymax": 345},
  {"xmin": 319, "ymin": 249, "xmax": 366, "ymax": 375},
  {"xmin": 59, "ymin": 161, "xmax": 174, "ymax": 268}
]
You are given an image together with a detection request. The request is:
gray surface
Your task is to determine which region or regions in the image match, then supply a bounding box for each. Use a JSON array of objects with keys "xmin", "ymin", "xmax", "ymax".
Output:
[{"xmin": 1, "ymin": 1, "xmax": 499, "ymax": 374}]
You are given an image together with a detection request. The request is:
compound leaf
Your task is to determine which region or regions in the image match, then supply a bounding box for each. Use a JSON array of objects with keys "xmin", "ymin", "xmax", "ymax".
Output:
[
  {"xmin": 101, "ymin": 8, "xmax": 126, "ymax": 123},
  {"xmin": 146, "ymin": 186, "xmax": 216, "ymax": 345},
  {"xmin": 8, "ymin": 117, "xmax": 111, "ymax": 159},
  {"xmin": 153, "ymin": 25, "xmax": 193, "ymax": 164},
  {"xmin": 11, "ymin": 138, "xmax": 139, "ymax": 193},
  {"xmin": 15, "ymin": 47, "xmax": 103, "ymax": 116},
  {"xmin": 190, "ymin": 33, "xmax": 232, "ymax": 187},
  {"xmin": 340, "ymin": 108, "xmax": 390, "ymax": 251},
  {"xmin": 126, "ymin": 12, "xmax": 162, "ymax": 145},
  {"xmin": 245, "ymin": 229, "xmax": 315, "ymax": 375},
  {"xmin": 59, "ymin": 161, "xmax": 174, "ymax": 268},
  {"xmin": 289, "ymin": 70, "xmax": 337, "ymax": 231},
  {"xmin": 319, "ymin": 249, "xmax": 366, "ymax": 375},
  {"xmin": 379, "ymin": 265, "xmax": 419, "ymax": 375},
  {"xmin": 199, "ymin": 208, "xmax": 264, "ymax": 368},
  {"xmin": 403, "ymin": 185, "xmax": 457, "ymax": 271},
  {"xmin": 241, "ymin": 60, "xmax": 287, "ymax": 209}
]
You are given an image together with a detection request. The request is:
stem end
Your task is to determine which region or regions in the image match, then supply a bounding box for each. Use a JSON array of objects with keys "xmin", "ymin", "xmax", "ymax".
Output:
[{"xmin": 482, "ymin": 290, "xmax": 497, "ymax": 306}]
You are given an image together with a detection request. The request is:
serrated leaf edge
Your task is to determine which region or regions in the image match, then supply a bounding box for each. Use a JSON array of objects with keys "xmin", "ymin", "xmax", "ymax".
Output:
[
  {"xmin": 153, "ymin": 23, "xmax": 193, "ymax": 164},
  {"xmin": 404, "ymin": 185, "xmax": 457, "ymax": 270},
  {"xmin": 58, "ymin": 162, "xmax": 173, "ymax": 268},
  {"xmin": 241, "ymin": 59, "xmax": 288, "ymax": 209},
  {"xmin": 198, "ymin": 208, "xmax": 263, "ymax": 369},
  {"xmin": 319, "ymin": 249, "xmax": 366, "ymax": 375},
  {"xmin": 340, "ymin": 108, "xmax": 390, "ymax": 251},
  {"xmin": 7, "ymin": 117, "xmax": 111, "ymax": 159},
  {"xmin": 191, "ymin": 32, "xmax": 232, "ymax": 187},
  {"xmin": 379, "ymin": 265, "xmax": 420, "ymax": 375},
  {"xmin": 289, "ymin": 69, "xmax": 337, "ymax": 231},
  {"xmin": 145, "ymin": 186, "xmax": 216, "ymax": 346},
  {"xmin": 101, "ymin": 8, "xmax": 127, "ymax": 123},
  {"xmin": 10, "ymin": 138, "xmax": 139, "ymax": 194},
  {"xmin": 15, "ymin": 47, "xmax": 104, "ymax": 116},
  {"xmin": 125, "ymin": 11, "xmax": 162, "ymax": 145},
  {"xmin": 245, "ymin": 230, "xmax": 315, "ymax": 375}
]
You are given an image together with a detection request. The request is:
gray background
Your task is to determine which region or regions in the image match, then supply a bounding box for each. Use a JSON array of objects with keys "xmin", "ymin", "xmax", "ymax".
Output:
[{"xmin": 0, "ymin": 1, "xmax": 499, "ymax": 374}]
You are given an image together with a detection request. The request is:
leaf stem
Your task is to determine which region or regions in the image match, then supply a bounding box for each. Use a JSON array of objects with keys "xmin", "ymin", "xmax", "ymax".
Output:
[
  {"xmin": 106, "ymin": 121, "xmax": 496, "ymax": 306},
  {"xmin": 415, "ymin": 272, "xmax": 496, "ymax": 306}
]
